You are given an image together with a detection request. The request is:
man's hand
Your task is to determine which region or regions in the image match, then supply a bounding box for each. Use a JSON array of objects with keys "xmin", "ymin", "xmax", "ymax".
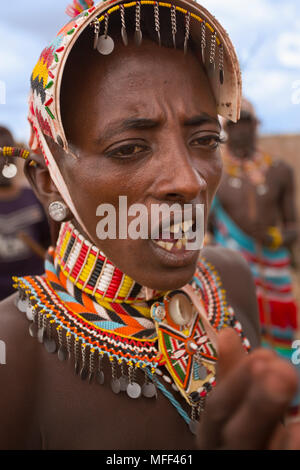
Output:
[{"xmin": 197, "ymin": 328, "xmax": 300, "ymax": 450}]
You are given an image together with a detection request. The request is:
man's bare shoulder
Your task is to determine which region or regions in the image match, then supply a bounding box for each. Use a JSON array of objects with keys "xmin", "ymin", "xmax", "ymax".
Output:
[
  {"xmin": 271, "ymin": 159, "xmax": 294, "ymax": 181},
  {"xmin": 0, "ymin": 293, "xmax": 34, "ymax": 348},
  {"xmin": 0, "ymin": 294, "xmax": 41, "ymax": 449},
  {"xmin": 201, "ymin": 245, "xmax": 261, "ymax": 348}
]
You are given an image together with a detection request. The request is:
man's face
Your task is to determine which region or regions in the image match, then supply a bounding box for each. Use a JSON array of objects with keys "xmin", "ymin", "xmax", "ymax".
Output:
[
  {"xmin": 225, "ymin": 113, "xmax": 258, "ymax": 152},
  {"xmin": 56, "ymin": 40, "xmax": 222, "ymax": 290}
]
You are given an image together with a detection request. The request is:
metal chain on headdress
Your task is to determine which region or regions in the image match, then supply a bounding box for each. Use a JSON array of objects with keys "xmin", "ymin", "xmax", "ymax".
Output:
[
  {"xmin": 154, "ymin": 2, "xmax": 161, "ymax": 46},
  {"xmin": 104, "ymin": 12, "xmax": 109, "ymax": 39},
  {"xmin": 219, "ymin": 43, "xmax": 224, "ymax": 84},
  {"xmin": 209, "ymin": 31, "xmax": 217, "ymax": 68},
  {"xmin": 201, "ymin": 20, "xmax": 206, "ymax": 63},
  {"xmin": 171, "ymin": 5, "xmax": 177, "ymax": 49},
  {"xmin": 184, "ymin": 11, "xmax": 191, "ymax": 55},
  {"xmin": 134, "ymin": 1, "xmax": 142, "ymax": 46},
  {"xmin": 93, "ymin": 19, "xmax": 100, "ymax": 49},
  {"xmin": 120, "ymin": 4, "xmax": 128, "ymax": 46}
]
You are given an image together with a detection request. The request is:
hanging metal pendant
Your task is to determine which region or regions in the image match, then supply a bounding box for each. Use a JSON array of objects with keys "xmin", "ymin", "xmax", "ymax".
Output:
[
  {"xmin": 171, "ymin": 5, "xmax": 177, "ymax": 49},
  {"xmin": 29, "ymin": 322, "xmax": 38, "ymax": 338},
  {"xmin": 134, "ymin": 1, "xmax": 142, "ymax": 46},
  {"xmin": 154, "ymin": 2, "xmax": 161, "ymax": 46},
  {"xmin": 120, "ymin": 4, "xmax": 128, "ymax": 46},
  {"xmin": 127, "ymin": 382, "xmax": 142, "ymax": 399},
  {"xmin": 201, "ymin": 21, "xmax": 206, "ymax": 64},
  {"xmin": 257, "ymin": 184, "xmax": 268, "ymax": 196},
  {"xmin": 188, "ymin": 420, "xmax": 198, "ymax": 435},
  {"xmin": 93, "ymin": 19, "xmax": 100, "ymax": 50},
  {"xmin": 209, "ymin": 32, "xmax": 217, "ymax": 72},
  {"xmin": 37, "ymin": 327, "xmax": 45, "ymax": 344},
  {"xmin": 2, "ymin": 163, "xmax": 17, "ymax": 179},
  {"xmin": 121, "ymin": 27, "xmax": 128, "ymax": 46},
  {"xmin": 184, "ymin": 12, "xmax": 191, "ymax": 55},
  {"xmin": 26, "ymin": 305, "xmax": 34, "ymax": 322},
  {"xmin": 17, "ymin": 298, "xmax": 28, "ymax": 313},
  {"xmin": 97, "ymin": 35, "xmax": 114, "ymax": 55},
  {"xmin": 142, "ymin": 382, "xmax": 157, "ymax": 398},
  {"xmin": 228, "ymin": 177, "xmax": 242, "ymax": 189},
  {"xmin": 96, "ymin": 370, "xmax": 105, "ymax": 385},
  {"xmin": 80, "ymin": 367, "xmax": 88, "ymax": 381},
  {"xmin": 119, "ymin": 375, "xmax": 129, "ymax": 391},
  {"xmin": 134, "ymin": 29, "xmax": 142, "ymax": 47},
  {"xmin": 58, "ymin": 346, "xmax": 68, "ymax": 362},
  {"xmin": 219, "ymin": 44, "xmax": 224, "ymax": 85},
  {"xmin": 111, "ymin": 378, "xmax": 121, "ymax": 394},
  {"xmin": 44, "ymin": 337, "xmax": 57, "ymax": 354}
]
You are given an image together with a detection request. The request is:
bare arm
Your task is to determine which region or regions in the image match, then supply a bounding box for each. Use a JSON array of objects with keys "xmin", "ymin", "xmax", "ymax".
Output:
[
  {"xmin": 278, "ymin": 162, "xmax": 298, "ymax": 247},
  {"xmin": 0, "ymin": 295, "xmax": 42, "ymax": 449}
]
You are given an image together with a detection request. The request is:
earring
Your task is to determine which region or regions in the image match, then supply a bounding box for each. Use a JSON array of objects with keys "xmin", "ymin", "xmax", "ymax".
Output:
[{"xmin": 49, "ymin": 201, "xmax": 69, "ymax": 222}]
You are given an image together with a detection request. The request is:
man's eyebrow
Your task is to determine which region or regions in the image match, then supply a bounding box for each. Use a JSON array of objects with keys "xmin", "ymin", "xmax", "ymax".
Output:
[
  {"xmin": 96, "ymin": 114, "xmax": 220, "ymax": 144},
  {"xmin": 96, "ymin": 118, "xmax": 159, "ymax": 143},
  {"xmin": 184, "ymin": 114, "xmax": 221, "ymax": 129}
]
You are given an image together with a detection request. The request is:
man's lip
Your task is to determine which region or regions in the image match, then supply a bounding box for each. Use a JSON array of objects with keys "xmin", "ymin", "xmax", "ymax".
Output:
[
  {"xmin": 150, "ymin": 207, "xmax": 198, "ymax": 239},
  {"xmin": 149, "ymin": 238, "xmax": 199, "ymax": 267}
]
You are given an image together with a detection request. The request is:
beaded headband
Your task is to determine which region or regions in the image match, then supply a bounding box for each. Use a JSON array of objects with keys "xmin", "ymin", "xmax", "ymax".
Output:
[
  {"xmin": 26, "ymin": 0, "xmax": 242, "ymax": 239},
  {"xmin": 0, "ymin": 146, "xmax": 34, "ymax": 179}
]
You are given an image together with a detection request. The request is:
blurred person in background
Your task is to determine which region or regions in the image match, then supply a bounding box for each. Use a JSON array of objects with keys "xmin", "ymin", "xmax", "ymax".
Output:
[
  {"xmin": 210, "ymin": 99, "xmax": 298, "ymax": 371},
  {"xmin": 0, "ymin": 126, "xmax": 51, "ymax": 300}
]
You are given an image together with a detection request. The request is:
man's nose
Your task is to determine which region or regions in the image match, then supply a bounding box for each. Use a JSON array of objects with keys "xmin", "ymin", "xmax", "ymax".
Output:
[{"xmin": 153, "ymin": 138, "xmax": 207, "ymax": 203}]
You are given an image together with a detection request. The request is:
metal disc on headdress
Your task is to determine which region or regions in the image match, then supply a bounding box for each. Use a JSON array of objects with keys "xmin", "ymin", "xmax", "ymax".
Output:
[
  {"xmin": 127, "ymin": 382, "xmax": 142, "ymax": 399},
  {"xmin": 97, "ymin": 35, "xmax": 114, "ymax": 55},
  {"xmin": 134, "ymin": 29, "xmax": 143, "ymax": 47},
  {"xmin": 121, "ymin": 27, "xmax": 128, "ymax": 46},
  {"xmin": 2, "ymin": 164, "xmax": 17, "ymax": 179}
]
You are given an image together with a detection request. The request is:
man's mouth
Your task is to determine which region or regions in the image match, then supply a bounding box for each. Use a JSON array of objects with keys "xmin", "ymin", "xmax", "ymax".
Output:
[{"xmin": 152, "ymin": 219, "xmax": 196, "ymax": 254}]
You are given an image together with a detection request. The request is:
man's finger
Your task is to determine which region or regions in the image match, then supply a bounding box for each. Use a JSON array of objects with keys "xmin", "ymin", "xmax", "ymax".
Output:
[
  {"xmin": 216, "ymin": 328, "xmax": 249, "ymax": 380},
  {"xmin": 198, "ymin": 348, "xmax": 276, "ymax": 449},
  {"xmin": 222, "ymin": 358, "xmax": 298, "ymax": 450}
]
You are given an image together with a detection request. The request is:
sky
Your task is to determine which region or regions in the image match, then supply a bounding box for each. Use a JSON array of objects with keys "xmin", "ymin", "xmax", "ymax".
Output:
[{"xmin": 0, "ymin": 0, "xmax": 300, "ymax": 143}]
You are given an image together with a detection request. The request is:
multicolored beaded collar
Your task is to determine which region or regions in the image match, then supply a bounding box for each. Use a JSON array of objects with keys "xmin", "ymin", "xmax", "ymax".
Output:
[
  {"xmin": 13, "ymin": 222, "xmax": 250, "ymax": 434},
  {"xmin": 55, "ymin": 221, "xmax": 161, "ymax": 305}
]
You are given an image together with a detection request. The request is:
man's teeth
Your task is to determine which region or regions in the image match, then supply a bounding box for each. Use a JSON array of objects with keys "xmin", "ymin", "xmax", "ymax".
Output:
[
  {"xmin": 169, "ymin": 220, "xmax": 194, "ymax": 234},
  {"xmin": 155, "ymin": 237, "xmax": 187, "ymax": 252}
]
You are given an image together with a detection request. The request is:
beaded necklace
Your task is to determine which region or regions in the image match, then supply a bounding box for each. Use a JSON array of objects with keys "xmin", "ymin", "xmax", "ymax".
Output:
[
  {"xmin": 223, "ymin": 149, "xmax": 273, "ymax": 187},
  {"xmin": 13, "ymin": 221, "xmax": 250, "ymax": 434}
]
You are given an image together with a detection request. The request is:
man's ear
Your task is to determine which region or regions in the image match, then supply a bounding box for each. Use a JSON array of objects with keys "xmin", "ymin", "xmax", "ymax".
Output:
[{"xmin": 24, "ymin": 152, "xmax": 61, "ymax": 209}]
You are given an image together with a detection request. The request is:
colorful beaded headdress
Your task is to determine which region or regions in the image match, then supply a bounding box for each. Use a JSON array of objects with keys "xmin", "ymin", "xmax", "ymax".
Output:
[{"xmin": 27, "ymin": 0, "xmax": 242, "ymax": 231}]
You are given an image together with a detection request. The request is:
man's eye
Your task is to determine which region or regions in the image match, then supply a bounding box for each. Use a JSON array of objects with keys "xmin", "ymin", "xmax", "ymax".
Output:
[
  {"xmin": 108, "ymin": 144, "xmax": 147, "ymax": 158},
  {"xmin": 190, "ymin": 135, "xmax": 222, "ymax": 149}
]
